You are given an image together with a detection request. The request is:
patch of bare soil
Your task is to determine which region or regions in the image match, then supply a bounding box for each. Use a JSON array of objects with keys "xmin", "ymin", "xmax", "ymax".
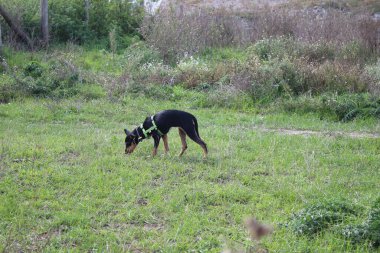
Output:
[{"xmin": 252, "ymin": 127, "xmax": 380, "ymax": 139}]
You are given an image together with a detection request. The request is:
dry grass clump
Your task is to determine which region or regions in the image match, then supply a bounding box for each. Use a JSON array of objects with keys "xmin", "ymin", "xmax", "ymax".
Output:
[
  {"xmin": 141, "ymin": 4, "xmax": 379, "ymax": 62},
  {"xmin": 361, "ymin": 62, "xmax": 380, "ymax": 96}
]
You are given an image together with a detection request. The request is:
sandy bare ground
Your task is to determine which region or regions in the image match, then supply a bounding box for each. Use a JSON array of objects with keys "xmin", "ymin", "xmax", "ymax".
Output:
[{"xmin": 251, "ymin": 127, "xmax": 380, "ymax": 139}]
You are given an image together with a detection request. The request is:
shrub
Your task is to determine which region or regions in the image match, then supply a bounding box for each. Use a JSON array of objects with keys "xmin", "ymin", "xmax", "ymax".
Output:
[
  {"xmin": 23, "ymin": 61, "xmax": 44, "ymax": 78},
  {"xmin": 20, "ymin": 59, "xmax": 83, "ymax": 98},
  {"xmin": 313, "ymin": 62, "xmax": 365, "ymax": 93},
  {"xmin": 230, "ymin": 56, "xmax": 305, "ymax": 102},
  {"xmin": 0, "ymin": 75, "xmax": 19, "ymax": 103},
  {"xmin": 252, "ymin": 38, "xmax": 284, "ymax": 61},
  {"xmin": 367, "ymin": 198, "xmax": 380, "ymax": 247},
  {"xmin": 337, "ymin": 41, "xmax": 374, "ymax": 65},
  {"xmin": 286, "ymin": 198, "xmax": 380, "ymax": 247},
  {"xmin": 321, "ymin": 93, "xmax": 380, "ymax": 121},
  {"xmin": 342, "ymin": 197, "xmax": 380, "ymax": 247},
  {"xmin": 286, "ymin": 201, "xmax": 358, "ymax": 236},
  {"xmin": 362, "ymin": 62, "xmax": 380, "ymax": 96},
  {"xmin": 174, "ymin": 57, "xmax": 230, "ymax": 88},
  {"xmin": 124, "ymin": 43, "xmax": 162, "ymax": 71},
  {"xmin": 299, "ymin": 41, "xmax": 336, "ymax": 63},
  {"xmin": 241, "ymin": 39, "xmax": 369, "ymax": 98},
  {"xmin": 248, "ymin": 61, "xmax": 286, "ymax": 102}
]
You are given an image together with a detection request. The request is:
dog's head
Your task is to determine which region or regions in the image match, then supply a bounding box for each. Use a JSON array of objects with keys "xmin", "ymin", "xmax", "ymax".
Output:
[{"xmin": 124, "ymin": 128, "xmax": 139, "ymax": 154}]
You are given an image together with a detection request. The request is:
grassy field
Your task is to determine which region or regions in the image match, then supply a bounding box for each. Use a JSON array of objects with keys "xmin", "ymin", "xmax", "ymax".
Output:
[{"xmin": 0, "ymin": 96, "xmax": 379, "ymax": 252}]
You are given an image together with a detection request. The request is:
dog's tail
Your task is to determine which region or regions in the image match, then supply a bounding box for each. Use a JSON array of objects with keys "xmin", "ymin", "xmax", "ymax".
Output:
[
  {"xmin": 193, "ymin": 117, "xmax": 200, "ymax": 138},
  {"xmin": 193, "ymin": 117, "xmax": 208, "ymax": 154}
]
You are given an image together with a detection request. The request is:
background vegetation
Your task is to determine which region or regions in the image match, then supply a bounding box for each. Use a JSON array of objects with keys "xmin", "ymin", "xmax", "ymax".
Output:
[{"xmin": 0, "ymin": 0, "xmax": 143, "ymax": 46}]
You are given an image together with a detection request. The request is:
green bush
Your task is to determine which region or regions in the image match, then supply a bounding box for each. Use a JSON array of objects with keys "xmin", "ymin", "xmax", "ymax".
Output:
[
  {"xmin": 337, "ymin": 41, "xmax": 374, "ymax": 64},
  {"xmin": 126, "ymin": 43, "xmax": 163, "ymax": 71},
  {"xmin": 0, "ymin": 75, "xmax": 19, "ymax": 103},
  {"xmin": 286, "ymin": 201, "xmax": 358, "ymax": 236},
  {"xmin": 233, "ymin": 56, "xmax": 304, "ymax": 102},
  {"xmin": 20, "ymin": 60, "xmax": 82, "ymax": 98},
  {"xmin": 23, "ymin": 61, "xmax": 44, "ymax": 78},
  {"xmin": 362, "ymin": 62, "xmax": 380, "ymax": 96},
  {"xmin": 300, "ymin": 42, "xmax": 336, "ymax": 63},
  {"xmin": 251, "ymin": 37, "xmax": 295, "ymax": 61},
  {"xmin": 321, "ymin": 93, "xmax": 380, "ymax": 121},
  {"xmin": 367, "ymin": 198, "xmax": 380, "ymax": 247},
  {"xmin": 342, "ymin": 197, "xmax": 380, "ymax": 247},
  {"xmin": 286, "ymin": 198, "xmax": 380, "ymax": 247}
]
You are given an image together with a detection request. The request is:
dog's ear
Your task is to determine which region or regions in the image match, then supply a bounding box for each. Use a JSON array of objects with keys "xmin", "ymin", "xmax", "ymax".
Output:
[{"xmin": 124, "ymin": 128, "xmax": 130, "ymax": 135}]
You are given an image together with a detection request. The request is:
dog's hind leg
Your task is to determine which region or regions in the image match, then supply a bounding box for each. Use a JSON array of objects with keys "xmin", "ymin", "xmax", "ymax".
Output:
[
  {"xmin": 182, "ymin": 125, "xmax": 208, "ymax": 158},
  {"xmin": 197, "ymin": 140, "xmax": 208, "ymax": 158},
  {"xmin": 178, "ymin": 128, "xmax": 187, "ymax": 156},
  {"xmin": 162, "ymin": 134, "xmax": 169, "ymax": 154}
]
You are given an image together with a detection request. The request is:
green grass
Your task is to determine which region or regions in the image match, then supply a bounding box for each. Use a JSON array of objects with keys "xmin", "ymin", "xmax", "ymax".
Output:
[{"xmin": 0, "ymin": 97, "xmax": 379, "ymax": 252}]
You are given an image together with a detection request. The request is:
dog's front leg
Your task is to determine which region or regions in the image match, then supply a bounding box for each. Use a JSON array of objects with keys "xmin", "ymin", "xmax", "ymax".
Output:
[
  {"xmin": 152, "ymin": 135, "xmax": 161, "ymax": 157},
  {"xmin": 162, "ymin": 134, "xmax": 169, "ymax": 154}
]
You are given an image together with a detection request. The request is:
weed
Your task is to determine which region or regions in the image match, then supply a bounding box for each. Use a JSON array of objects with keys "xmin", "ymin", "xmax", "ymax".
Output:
[
  {"xmin": 321, "ymin": 93, "xmax": 380, "ymax": 121},
  {"xmin": 286, "ymin": 200, "xmax": 358, "ymax": 235},
  {"xmin": 362, "ymin": 62, "xmax": 380, "ymax": 96},
  {"xmin": 0, "ymin": 75, "xmax": 18, "ymax": 103},
  {"xmin": 342, "ymin": 197, "xmax": 380, "ymax": 247}
]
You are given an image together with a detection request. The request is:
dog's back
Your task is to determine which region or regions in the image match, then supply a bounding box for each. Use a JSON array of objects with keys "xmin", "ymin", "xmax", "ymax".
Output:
[
  {"xmin": 154, "ymin": 110, "xmax": 196, "ymax": 129},
  {"xmin": 155, "ymin": 110, "xmax": 207, "ymax": 156}
]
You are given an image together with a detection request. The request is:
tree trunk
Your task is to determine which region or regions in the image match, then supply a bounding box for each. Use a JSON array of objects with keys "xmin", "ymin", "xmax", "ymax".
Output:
[
  {"xmin": 0, "ymin": 4, "xmax": 33, "ymax": 49},
  {"xmin": 85, "ymin": 0, "xmax": 90, "ymax": 27},
  {"xmin": 40, "ymin": 0, "xmax": 49, "ymax": 45},
  {"xmin": 0, "ymin": 23, "xmax": 2, "ymax": 49}
]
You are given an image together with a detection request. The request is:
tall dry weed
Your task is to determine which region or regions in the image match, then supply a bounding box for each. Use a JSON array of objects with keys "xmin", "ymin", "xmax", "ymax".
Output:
[{"xmin": 141, "ymin": 5, "xmax": 379, "ymax": 61}]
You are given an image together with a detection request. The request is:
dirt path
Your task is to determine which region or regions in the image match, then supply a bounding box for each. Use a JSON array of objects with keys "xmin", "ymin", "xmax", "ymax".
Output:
[{"xmin": 251, "ymin": 127, "xmax": 380, "ymax": 139}]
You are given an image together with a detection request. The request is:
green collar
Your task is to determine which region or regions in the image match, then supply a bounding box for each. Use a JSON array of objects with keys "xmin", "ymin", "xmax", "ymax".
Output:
[{"xmin": 140, "ymin": 116, "xmax": 163, "ymax": 137}]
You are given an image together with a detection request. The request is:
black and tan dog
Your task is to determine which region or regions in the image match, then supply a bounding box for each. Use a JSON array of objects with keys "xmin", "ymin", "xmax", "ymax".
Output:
[{"xmin": 124, "ymin": 110, "xmax": 208, "ymax": 157}]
